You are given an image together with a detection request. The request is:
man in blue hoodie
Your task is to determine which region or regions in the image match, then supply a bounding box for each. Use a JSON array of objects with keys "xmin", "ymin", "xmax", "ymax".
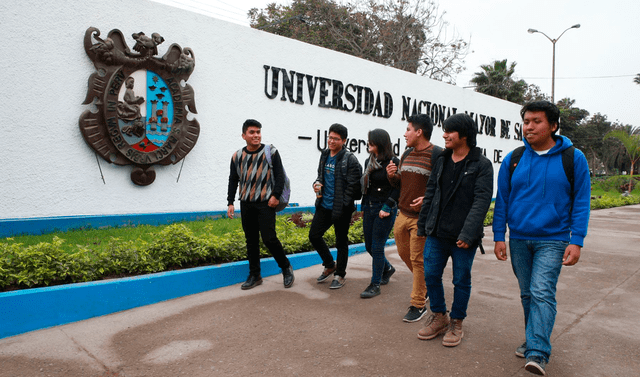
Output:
[{"xmin": 493, "ymin": 101, "xmax": 591, "ymax": 376}]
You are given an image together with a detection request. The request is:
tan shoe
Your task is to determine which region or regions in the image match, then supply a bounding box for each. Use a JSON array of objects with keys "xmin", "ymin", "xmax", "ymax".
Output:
[
  {"xmin": 417, "ymin": 312, "xmax": 450, "ymax": 340},
  {"xmin": 442, "ymin": 319, "xmax": 464, "ymax": 347}
]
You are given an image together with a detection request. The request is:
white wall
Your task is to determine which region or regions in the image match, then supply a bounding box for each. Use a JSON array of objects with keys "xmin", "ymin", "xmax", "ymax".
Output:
[{"xmin": 0, "ymin": 0, "xmax": 523, "ymax": 221}]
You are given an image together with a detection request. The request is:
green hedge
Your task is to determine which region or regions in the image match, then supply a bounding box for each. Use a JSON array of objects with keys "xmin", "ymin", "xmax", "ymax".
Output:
[
  {"xmin": 0, "ymin": 217, "xmax": 364, "ymax": 291},
  {"xmin": 590, "ymin": 194, "xmax": 640, "ymax": 209}
]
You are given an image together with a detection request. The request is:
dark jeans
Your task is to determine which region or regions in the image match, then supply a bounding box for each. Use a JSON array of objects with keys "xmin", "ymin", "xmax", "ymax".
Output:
[
  {"xmin": 309, "ymin": 206, "xmax": 353, "ymax": 278},
  {"xmin": 362, "ymin": 199, "xmax": 397, "ymax": 285},
  {"xmin": 240, "ymin": 201, "xmax": 290, "ymax": 277},
  {"xmin": 424, "ymin": 236, "xmax": 477, "ymax": 320}
]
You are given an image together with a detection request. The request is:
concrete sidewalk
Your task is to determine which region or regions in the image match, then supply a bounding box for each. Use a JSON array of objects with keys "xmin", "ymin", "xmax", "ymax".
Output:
[{"xmin": 0, "ymin": 205, "xmax": 638, "ymax": 377}]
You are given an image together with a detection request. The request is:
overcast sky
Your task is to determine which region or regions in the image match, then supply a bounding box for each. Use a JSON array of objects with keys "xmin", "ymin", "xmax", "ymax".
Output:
[{"xmin": 152, "ymin": 0, "xmax": 640, "ymax": 127}]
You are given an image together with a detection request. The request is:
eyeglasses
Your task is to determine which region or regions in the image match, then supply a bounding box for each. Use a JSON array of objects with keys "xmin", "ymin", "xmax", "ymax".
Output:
[{"xmin": 328, "ymin": 136, "xmax": 342, "ymax": 142}]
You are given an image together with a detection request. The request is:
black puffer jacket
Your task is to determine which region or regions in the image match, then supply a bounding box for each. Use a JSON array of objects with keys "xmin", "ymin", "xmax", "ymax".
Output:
[
  {"xmin": 417, "ymin": 147, "xmax": 493, "ymax": 247},
  {"xmin": 314, "ymin": 148, "xmax": 363, "ymax": 220}
]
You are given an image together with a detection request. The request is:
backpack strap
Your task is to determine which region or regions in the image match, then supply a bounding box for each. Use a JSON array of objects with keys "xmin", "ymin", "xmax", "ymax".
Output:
[
  {"xmin": 399, "ymin": 147, "xmax": 414, "ymax": 168},
  {"xmin": 508, "ymin": 146, "xmax": 526, "ymax": 178},
  {"xmin": 430, "ymin": 145, "xmax": 443, "ymax": 168},
  {"xmin": 341, "ymin": 150, "xmax": 357, "ymax": 177},
  {"xmin": 233, "ymin": 148, "xmax": 244, "ymax": 177},
  {"xmin": 508, "ymin": 146, "xmax": 526, "ymax": 192},
  {"xmin": 562, "ymin": 146, "xmax": 575, "ymax": 199},
  {"xmin": 264, "ymin": 144, "xmax": 273, "ymax": 167}
]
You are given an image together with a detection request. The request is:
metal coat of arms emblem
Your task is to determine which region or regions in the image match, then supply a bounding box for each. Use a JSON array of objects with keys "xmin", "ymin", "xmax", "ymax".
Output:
[{"xmin": 79, "ymin": 27, "xmax": 199, "ymax": 185}]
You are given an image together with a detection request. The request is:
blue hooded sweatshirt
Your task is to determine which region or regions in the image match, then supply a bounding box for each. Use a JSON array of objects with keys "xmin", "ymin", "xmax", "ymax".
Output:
[{"xmin": 493, "ymin": 135, "xmax": 591, "ymax": 246}]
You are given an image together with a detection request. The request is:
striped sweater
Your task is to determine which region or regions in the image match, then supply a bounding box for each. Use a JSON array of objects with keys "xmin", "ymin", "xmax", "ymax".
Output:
[{"xmin": 389, "ymin": 145, "xmax": 439, "ymax": 218}]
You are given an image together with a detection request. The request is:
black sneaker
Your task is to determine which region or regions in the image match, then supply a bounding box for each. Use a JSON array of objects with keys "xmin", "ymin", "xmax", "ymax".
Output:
[
  {"xmin": 515, "ymin": 342, "xmax": 527, "ymax": 358},
  {"xmin": 525, "ymin": 356, "xmax": 547, "ymax": 376},
  {"xmin": 403, "ymin": 306, "xmax": 427, "ymax": 323},
  {"xmin": 329, "ymin": 275, "xmax": 346, "ymax": 289},
  {"xmin": 317, "ymin": 266, "xmax": 336, "ymax": 283},
  {"xmin": 380, "ymin": 266, "xmax": 395, "ymax": 285},
  {"xmin": 241, "ymin": 275, "xmax": 262, "ymax": 290},
  {"xmin": 360, "ymin": 284, "xmax": 381, "ymax": 298}
]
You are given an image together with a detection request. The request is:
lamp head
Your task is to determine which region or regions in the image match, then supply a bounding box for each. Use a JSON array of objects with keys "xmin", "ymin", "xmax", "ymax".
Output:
[
  {"xmin": 571, "ymin": 24, "xmax": 580, "ymax": 29},
  {"xmin": 527, "ymin": 28, "xmax": 538, "ymax": 34}
]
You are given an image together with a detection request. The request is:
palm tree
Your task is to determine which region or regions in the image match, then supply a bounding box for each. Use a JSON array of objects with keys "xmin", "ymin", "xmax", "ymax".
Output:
[
  {"xmin": 603, "ymin": 126, "xmax": 640, "ymax": 191},
  {"xmin": 470, "ymin": 59, "xmax": 528, "ymax": 104}
]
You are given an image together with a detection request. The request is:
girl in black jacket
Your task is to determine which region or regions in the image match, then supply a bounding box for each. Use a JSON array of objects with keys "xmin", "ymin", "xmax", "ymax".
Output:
[{"xmin": 360, "ymin": 129, "xmax": 400, "ymax": 298}]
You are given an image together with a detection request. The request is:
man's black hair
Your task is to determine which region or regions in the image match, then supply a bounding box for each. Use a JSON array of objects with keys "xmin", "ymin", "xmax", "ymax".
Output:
[
  {"xmin": 242, "ymin": 119, "xmax": 262, "ymax": 134},
  {"xmin": 368, "ymin": 128, "xmax": 394, "ymax": 160},
  {"xmin": 329, "ymin": 123, "xmax": 348, "ymax": 140},
  {"xmin": 520, "ymin": 101, "xmax": 561, "ymax": 135},
  {"xmin": 406, "ymin": 114, "xmax": 433, "ymax": 141},
  {"xmin": 443, "ymin": 113, "xmax": 477, "ymax": 149}
]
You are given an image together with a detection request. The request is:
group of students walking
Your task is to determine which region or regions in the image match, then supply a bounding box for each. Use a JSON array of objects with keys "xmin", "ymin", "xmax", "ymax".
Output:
[{"xmin": 227, "ymin": 100, "xmax": 591, "ymax": 376}]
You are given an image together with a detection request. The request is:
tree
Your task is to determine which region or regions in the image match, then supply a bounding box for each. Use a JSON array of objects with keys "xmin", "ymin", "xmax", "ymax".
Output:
[
  {"xmin": 249, "ymin": 0, "xmax": 469, "ymax": 83},
  {"xmin": 557, "ymin": 98, "xmax": 589, "ymax": 138},
  {"xmin": 523, "ymin": 83, "xmax": 550, "ymax": 103},
  {"xmin": 604, "ymin": 126, "xmax": 640, "ymax": 189},
  {"xmin": 469, "ymin": 59, "xmax": 528, "ymax": 104},
  {"xmin": 634, "ymin": 74, "xmax": 640, "ymax": 85}
]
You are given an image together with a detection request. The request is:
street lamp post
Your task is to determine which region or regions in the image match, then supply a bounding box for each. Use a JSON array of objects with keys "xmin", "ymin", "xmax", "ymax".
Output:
[{"xmin": 527, "ymin": 24, "xmax": 580, "ymax": 104}]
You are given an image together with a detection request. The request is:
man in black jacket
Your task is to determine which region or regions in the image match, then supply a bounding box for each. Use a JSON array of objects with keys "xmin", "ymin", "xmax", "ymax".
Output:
[
  {"xmin": 310, "ymin": 123, "xmax": 363, "ymax": 289},
  {"xmin": 415, "ymin": 113, "xmax": 493, "ymax": 347}
]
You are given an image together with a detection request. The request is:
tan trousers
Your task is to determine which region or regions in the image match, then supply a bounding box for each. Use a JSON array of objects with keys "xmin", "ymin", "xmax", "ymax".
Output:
[{"xmin": 394, "ymin": 212, "xmax": 427, "ymax": 309}]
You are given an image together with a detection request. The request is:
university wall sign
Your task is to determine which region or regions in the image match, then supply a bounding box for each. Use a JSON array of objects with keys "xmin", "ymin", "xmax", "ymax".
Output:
[{"xmin": 79, "ymin": 27, "xmax": 199, "ymax": 185}]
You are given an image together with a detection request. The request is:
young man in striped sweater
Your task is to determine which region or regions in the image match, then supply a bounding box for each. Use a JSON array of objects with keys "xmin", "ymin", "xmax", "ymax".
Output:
[
  {"xmin": 227, "ymin": 119, "xmax": 294, "ymax": 290},
  {"xmin": 387, "ymin": 114, "xmax": 442, "ymax": 322}
]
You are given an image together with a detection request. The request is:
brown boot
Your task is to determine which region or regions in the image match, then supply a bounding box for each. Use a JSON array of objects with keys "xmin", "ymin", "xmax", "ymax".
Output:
[
  {"xmin": 442, "ymin": 318, "xmax": 464, "ymax": 347},
  {"xmin": 417, "ymin": 312, "xmax": 450, "ymax": 340}
]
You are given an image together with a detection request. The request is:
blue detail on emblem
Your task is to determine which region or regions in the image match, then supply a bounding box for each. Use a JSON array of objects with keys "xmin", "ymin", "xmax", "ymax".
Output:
[{"xmin": 146, "ymin": 71, "xmax": 173, "ymax": 147}]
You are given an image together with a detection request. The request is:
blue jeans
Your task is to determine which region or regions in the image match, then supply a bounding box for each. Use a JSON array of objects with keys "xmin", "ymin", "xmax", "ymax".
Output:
[
  {"xmin": 510, "ymin": 239, "xmax": 568, "ymax": 363},
  {"xmin": 362, "ymin": 199, "xmax": 397, "ymax": 285},
  {"xmin": 423, "ymin": 236, "xmax": 477, "ymax": 319}
]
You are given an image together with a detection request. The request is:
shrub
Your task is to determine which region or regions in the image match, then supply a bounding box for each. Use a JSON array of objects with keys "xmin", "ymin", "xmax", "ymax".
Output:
[
  {"xmin": 147, "ymin": 224, "xmax": 208, "ymax": 268},
  {"xmin": 591, "ymin": 194, "xmax": 640, "ymax": 209}
]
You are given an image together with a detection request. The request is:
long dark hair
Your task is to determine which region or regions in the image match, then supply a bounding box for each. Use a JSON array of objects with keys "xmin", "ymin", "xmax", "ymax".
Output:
[{"xmin": 368, "ymin": 128, "xmax": 394, "ymax": 161}]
